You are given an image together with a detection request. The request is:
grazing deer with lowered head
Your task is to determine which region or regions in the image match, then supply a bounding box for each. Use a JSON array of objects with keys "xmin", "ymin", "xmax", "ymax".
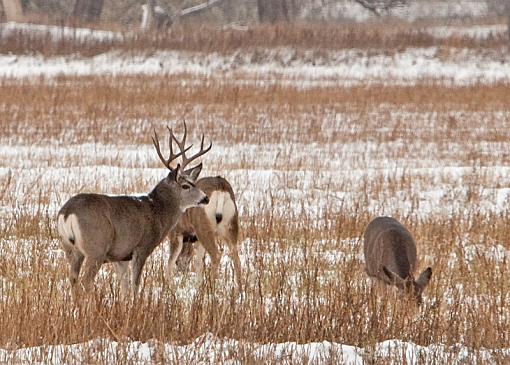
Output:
[
  {"xmin": 57, "ymin": 125, "xmax": 211, "ymax": 297},
  {"xmin": 164, "ymin": 125, "xmax": 241, "ymax": 288},
  {"xmin": 363, "ymin": 216, "xmax": 432, "ymax": 304}
]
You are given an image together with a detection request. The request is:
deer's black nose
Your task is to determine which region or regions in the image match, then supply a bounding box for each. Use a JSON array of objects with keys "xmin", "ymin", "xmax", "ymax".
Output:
[{"xmin": 200, "ymin": 196, "xmax": 209, "ymax": 205}]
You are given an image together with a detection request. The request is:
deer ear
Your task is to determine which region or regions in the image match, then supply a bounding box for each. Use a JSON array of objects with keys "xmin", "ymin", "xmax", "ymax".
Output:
[
  {"xmin": 416, "ymin": 267, "xmax": 432, "ymax": 289},
  {"xmin": 168, "ymin": 164, "xmax": 180, "ymax": 182},
  {"xmin": 184, "ymin": 163, "xmax": 202, "ymax": 182},
  {"xmin": 382, "ymin": 266, "xmax": 406, "ymax": 289}
]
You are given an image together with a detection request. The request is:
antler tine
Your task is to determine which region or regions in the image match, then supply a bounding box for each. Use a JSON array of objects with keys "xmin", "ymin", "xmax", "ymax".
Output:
[
  {"xmin": 169, "ymin": 121, "xmax": 187, "ymax": 154},
  {"xmin": 152, "ymin": 127, "xmax": 192, "ymax": 170},
  {"xmin": 182, "ymin": 133, "xmax": 212, "ymax": 169},
  {"xmin": 198, "ymin": 133, "xmax": 213, "ymax": 157},
  {"xmin": 152, "ymin": 130, "xmax": 170, "ymax": 169},
  {"xmin": 181, "ymin": 120, "xmax": 187, "ymax": 148}
]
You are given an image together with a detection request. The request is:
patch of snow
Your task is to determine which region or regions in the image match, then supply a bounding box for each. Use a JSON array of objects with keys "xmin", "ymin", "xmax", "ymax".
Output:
[
  {"xmin": 301, "ymin": 0, "xmax": 492, "ymax": 22},
  {"xmin": 0, "ymin": 22, "xmax": 122, "ymax": 43},
  {"xmin": 0, "ymin": 47, "xmax": 508, "ymax": 86},
  {"xmin": 426, "ymin": 24, "xmax": 508, "ymax": 40},
  {"xmin": 1, "ymin": 333, "xmax": 509, "ymax": 364}
]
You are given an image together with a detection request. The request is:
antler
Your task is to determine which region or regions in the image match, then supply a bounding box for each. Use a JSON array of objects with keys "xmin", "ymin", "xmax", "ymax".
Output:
[
  {"xmin": 152, "ymin": 126, "xmax": 192, "ymax": 170},
  {"xmin": 171, "ymin": 120, "xmax": 212, "ymax": 170}
]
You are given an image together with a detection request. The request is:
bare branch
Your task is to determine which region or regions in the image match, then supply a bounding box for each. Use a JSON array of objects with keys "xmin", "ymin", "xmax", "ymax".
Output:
[
  {"xmin": 180, "ymin": 0, "xmax": 225, "ymax": 18},
  {"xmin": 353, "ymin": 0, "xmax": 407, "ymax": 16}
]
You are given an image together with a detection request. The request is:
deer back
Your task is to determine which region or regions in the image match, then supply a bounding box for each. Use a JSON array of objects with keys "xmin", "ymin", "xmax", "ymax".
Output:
[
  {"xmin": 178, "ymin": 175, "xmax": 238, "ymax": 240},
  {"xmin": 58, "ymin": 173, "xmax": 186, "ymax": 262},
  {"xmin": 363, "ymin": 216, "xmax": 417, "ymax": 283}
]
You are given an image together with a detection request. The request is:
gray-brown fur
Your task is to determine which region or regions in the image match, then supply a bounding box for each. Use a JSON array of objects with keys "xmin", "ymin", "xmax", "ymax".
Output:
[
  {"xmin": 57, "ymin": 124, "xmax": 211, "ymax": 297},
  {"xmin": 363, "ymin": 216, "xmax": 432, "ymax": 304},
  {"xmin": 168, "ymin": 175, "xmax": 241, "ymax": 288}
]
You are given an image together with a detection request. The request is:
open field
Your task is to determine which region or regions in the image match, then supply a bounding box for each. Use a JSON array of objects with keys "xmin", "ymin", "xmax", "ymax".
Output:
[{"xmin": 0, "ymin": 21, "xmax": 510, "ymax": 363}]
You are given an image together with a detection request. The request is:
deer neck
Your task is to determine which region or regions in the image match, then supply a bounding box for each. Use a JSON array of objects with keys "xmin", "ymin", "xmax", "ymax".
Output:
[{"xmin": 148, "ymin": 185, "xmax": 182, "ymax": 232}]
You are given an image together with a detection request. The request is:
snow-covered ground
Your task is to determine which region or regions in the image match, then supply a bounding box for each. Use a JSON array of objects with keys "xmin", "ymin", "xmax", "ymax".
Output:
[
  {"xmin": 0, "ymin": 47, "xmax": 508, "ymax": 86},
  {"xmin": 426, "ymin": 24, "xmax": 508, "ymax": 39},
  {"xmin": 1, "ymin": 332, "xmax": 509, "ymax": 364},
  {"xmin": 302, "ymin": 0, "xmax": 494, "ymax": 22},
  {"xmin": 0, "ymin": 21, "xmax": 122, "ymax": 42},
  {"xmin": 3, "ymin": 134, "xmax": 510, "ymax": 221},
  {"xmin": 1, "ymin": 20, "xmax": 510, "ymax": 364},
  {"xmin": 1, "ymin": 22, "xmax": 509, "ymax": 86}
]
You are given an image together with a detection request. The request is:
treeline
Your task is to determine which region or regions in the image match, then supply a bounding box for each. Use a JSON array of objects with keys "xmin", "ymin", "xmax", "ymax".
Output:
[{"xmin": 0, "ymin": 0, "xmax": 508, "ymax": 28}]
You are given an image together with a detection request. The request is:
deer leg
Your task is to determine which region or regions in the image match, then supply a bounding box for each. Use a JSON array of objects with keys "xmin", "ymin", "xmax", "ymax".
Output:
[
  {"xmin": 166, "ymin": 236, "xmax": 183, "ymax": 285},
  {"xmin": 114, "ymin": 261, "xmax": 131, "ymax": 298},
  {"xmin": 227, "ymin": 241, "xmax": 242, "ymax": 289},
  {"xmin": 80, "ymin": 257, "xmax": 102, "ymax": 292},
  {"xmin": 192, "ymin": 243, "xmax": 206, "ymax": 274},
  {"xmin": 130, "ymin": 250, "xmax": 150, "ymax": 297},
  {"xmin": 198, "ymin": 235, "xmax": 221, "ymax": 284},
  {"xmin": 63, "ymin": 245, "xmax": 84, "ymax": 287},
  {"xmin": 193, "ymin": 210, "xmax": 221, "ymax": 284}
]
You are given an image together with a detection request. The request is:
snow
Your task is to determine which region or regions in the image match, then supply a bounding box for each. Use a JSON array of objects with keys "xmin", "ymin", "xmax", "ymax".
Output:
[
  {"xmin": 0, "ymin": 22, "xmax": 121, "ymax": 42},
  {"xmin": 0, "ymin": 47, "xmax": 508, "ymax": 86},
  {"xmin": 1, "ymin": 21, "xmax": 509, "ymax": 85},
  {"xmin": 3, "ymin": 137, "xmax": 510, "ymax": 220},
  {"xmin": 1, "ymin": 21, "xmax": 510, "ymax": 363},
  {"xmin": 0, "ymin": 332, "xmax": 508, "ymax": 364},
  {"xmin": 390, "ymin": 1, "xmax": 490, "ymax": 21},
  {"xmin": 302, "ymin": 0, "xmax": 492, "ymax": 22},
  {"xmin": 426, "ymin": 24, "xmax": 508, "ymax": 40}
]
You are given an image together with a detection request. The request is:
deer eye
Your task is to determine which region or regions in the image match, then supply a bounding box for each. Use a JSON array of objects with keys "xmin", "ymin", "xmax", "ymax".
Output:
[{"xmin": 182, "ymin": 184, "xmax": 190, "ymax": 190}]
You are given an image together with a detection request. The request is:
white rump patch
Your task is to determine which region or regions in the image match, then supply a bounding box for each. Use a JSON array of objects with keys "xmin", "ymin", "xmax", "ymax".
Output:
[
  {"xmin": 204, "ymin": 191, "xmax": 236, "ymax": 232},
  {"xmin": 57, "ymin": 214, "xmax": 82, "ymax": 248}
]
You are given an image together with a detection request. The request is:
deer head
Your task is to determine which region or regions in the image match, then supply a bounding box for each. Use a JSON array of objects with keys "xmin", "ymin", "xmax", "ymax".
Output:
[
  {"xmin": 382, "ymin": 266, "xmax": 432, "ymax": 305},
  {"xmin": 152, "ymin": 122, "xmax": 211, "ymax": 211}
]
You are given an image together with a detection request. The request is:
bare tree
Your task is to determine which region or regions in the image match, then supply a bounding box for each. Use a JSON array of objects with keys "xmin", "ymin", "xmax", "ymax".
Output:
[
  {"xmin": 506, "ymin": 1, "xmax": 510, "ymax": 41},
  {"xmin": 72, "ymin": 0, "xmax": 104, "ymax": 22},
  {"xmin": 354, "ymin": 0, "xmax": 406, "ymax": 16},
  {"xmin": 2, "ymin": 0, "xmax": 24, "ymax": 21},
  {"xmin": 141, "ymin": 0, "xmax": 173, "ymax": 29},
  {"xmin": 180, "ymin": 0, "xmax": 224, "ymax": 18},
  {"xmin": 256, "ymin": 0, "xmax": 298, "ymax": 23},
  {"xmin": 141, "ymin": 0, "xmax": 226, "ymax": 30}
]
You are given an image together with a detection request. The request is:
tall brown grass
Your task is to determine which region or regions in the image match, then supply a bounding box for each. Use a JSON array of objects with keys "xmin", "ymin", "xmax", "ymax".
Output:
[
  {"xmin": 0, "ymin": 23, "xmax": 509, "ymax": 363},
  {"xmin": 1, "ymin": 21, "xmax": 508, "ymax": 57}
]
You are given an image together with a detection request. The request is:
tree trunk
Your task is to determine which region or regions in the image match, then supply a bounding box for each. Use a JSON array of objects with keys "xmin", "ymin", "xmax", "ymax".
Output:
[
  {"xmin": 506, "ymin": 3, "xmax": 510, "ymax": 42},
  {"xmin": 72, "ymin": 0, "xmax": 104, "ymax": 23},
  {"xmin": 141, "ymin": 0, "xmax": 156, "ymax": 30},
  {"xmin": 256, "ymin": 0, "xmax": 290, "ymax": 23},
  {"xmin": 2, "ymin": 0, "xmax": 23, "ymax": 22}
]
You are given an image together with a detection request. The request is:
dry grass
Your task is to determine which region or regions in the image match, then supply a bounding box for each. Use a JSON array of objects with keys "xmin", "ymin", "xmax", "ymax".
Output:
[
  {"xmin": 0, "ymin": 23, "xmax": 510, "ymax": 363},
  {"xmin": 1, "ymin": 21, "xmax": 508, "ymax": 57}
]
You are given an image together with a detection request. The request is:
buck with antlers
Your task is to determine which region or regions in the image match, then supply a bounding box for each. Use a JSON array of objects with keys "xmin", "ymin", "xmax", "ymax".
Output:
[
  {"xmin": 57, "ymin": 124, "xmax": 211, "ymax": 297},
  {"xmin": 164, "ymin": 123, "xmax": 241, "ymax": 288}
]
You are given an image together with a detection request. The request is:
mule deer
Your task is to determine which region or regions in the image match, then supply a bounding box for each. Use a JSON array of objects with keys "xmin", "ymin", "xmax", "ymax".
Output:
[
  {"xmin": 363, "ymin": 216, "xmax": 432, "ymax": 304},
  {"xmin": 167, "ymin": 175, "xmax": 240, "ymax": 287},
  {"xmin": 57, "ymin": 124, "xmax": 211, "ymax": 297},
  {"xmin": 163, "ymin": 123, "xmax": 240, "ymax": 287}
]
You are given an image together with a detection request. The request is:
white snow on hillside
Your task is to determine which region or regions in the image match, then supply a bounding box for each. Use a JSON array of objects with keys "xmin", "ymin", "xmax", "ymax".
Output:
[
  {"xmin": 0, "ymin": 46, "xmax": 508, "ymax": 86},
  {"xmin": 1, "ymin": 22, "xmax": 509, "ymax": 85}
]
